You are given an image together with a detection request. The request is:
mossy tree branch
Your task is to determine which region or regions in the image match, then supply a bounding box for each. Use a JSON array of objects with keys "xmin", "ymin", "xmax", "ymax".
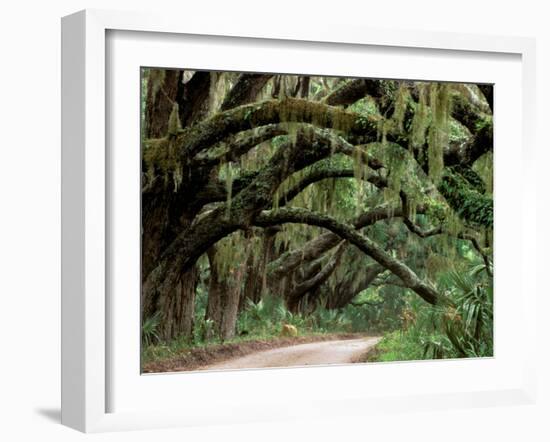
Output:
[
  {"xmin": 266, "ymin": 202, "xmax": 428, "ymax": 283},
  {"xmin": 400, "ymin": 192, "xmax": 443, "ymax": 238},
  {"xmin": 286, "ymin": 241, "xmax": 347, "ymax": 311},
  {"xmin": 142, "ymin": 127, "xmax": 360, "ymax": 303},
  {"xmin": 323, "ymin": 78, "xmax": 391, "ymax": 107},
  {"xmin": 145, "ymin": 97, "xmax": 380, "ymax": 164},
  {"xmin": 191, "ymin": 124, "xmax": 288, "ymax": 168},
  {"xmin": 254, "ymin": 207, "xmax": 448, "ymax": 306},
  {"xmin": 326, "ymin": 264, "xmax": 385, "ymax": 309},
  {"xmin": 276, "ymin": 166, "xmax": 387, "ymax": 207}
]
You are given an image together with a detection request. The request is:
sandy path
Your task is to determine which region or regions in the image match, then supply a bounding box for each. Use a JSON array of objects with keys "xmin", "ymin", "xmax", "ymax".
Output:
[{"xmin": 202, "ymin": 336, "xmax": 381, "ymax": 371}]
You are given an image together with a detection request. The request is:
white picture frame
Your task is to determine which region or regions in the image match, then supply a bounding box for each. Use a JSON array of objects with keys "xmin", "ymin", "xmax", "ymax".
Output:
[{"xmin": 61, "ymin": 9, "xmax": 537, "ymax": 433}]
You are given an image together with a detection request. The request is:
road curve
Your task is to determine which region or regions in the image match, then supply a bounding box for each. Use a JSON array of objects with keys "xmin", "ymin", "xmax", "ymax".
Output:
[{"xmin": 202, "ymin": 336, "xmax": 381, "ymax": 371}]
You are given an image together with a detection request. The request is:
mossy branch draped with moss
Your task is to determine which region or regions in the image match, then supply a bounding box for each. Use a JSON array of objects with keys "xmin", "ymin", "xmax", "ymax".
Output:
[{"xmin": 253, "ymin": 207, "xmax": 448, "ymax": 306}]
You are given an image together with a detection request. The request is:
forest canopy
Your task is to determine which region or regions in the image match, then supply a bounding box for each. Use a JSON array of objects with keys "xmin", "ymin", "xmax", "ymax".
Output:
[{"xmin": 140, "ymin": 69, "xmax": 493, "ymax": 369}]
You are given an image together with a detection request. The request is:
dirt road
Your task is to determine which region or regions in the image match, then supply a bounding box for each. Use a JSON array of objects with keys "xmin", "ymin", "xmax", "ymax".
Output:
[{"xmin": 202, "ymin": 336, "xmax": 381, "ymax": 371}]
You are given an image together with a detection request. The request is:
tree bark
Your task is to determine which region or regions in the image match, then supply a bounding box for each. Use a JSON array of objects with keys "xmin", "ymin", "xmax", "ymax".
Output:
[
  {"xmin": 156, "ymin": 265, "xmax": 198, "ymax": 341},
  {"xmin": 205, "ymin": 243, "xmax": 249, "ymax": 341},
  {"xmin": 242, "ymin": 229, "xmax": 277, "ymax": 308},
  {"xmin": 266, "ymin": 204, "xmax": 415, "ymax": 283},
  {"xmin": 177, "ymin": 71, "xmax": 212, "ymax": 127},
  {"xmin": 156, "ymin": 97, "xmax": 380, "ymax": 161},
  {"xmin": 325, "ymin": 264, "xmax": 383, "ymax": 309},
  {"xmin": 220, "ymin": 271, "xmax": 242, "ymax": 341},
  {"xmin": 141, "ymin": 70, "xmax": 206, "ymax": 342},
  {"xmin": 140, "ymin": 72, "xmax": 490, "ymax": 344},
  {"xmin": 205, "ymin": 247, "xmax": 224, "ymax": 339},
  {"xmin": 323, "ymin": 78, "xmax": 390, "ymax": 107},
  {"xmin": 221, "ymin": 73, "xmax": 273, "ymax": 111},
  {"xmin": 144, "ymin": 69, "xmax": 182, "ymax": 138},
  {"xmin": 142, "ymin": 128, "xmax": 360, "ymax": 301},
  {"xmin": 286, "ymin": 242, "xmax": 346, "ymax": 312}
]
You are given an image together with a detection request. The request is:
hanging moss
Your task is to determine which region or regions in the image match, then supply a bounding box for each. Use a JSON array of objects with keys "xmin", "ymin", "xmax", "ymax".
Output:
[
  {"xmin": 391, "ymin": 84, "xmax": 410, "ymax": 133},
  {"xmin": 208, "ymin": 72, "xmax": 220, "ymax": 115},
  {"xmin": 472, "ymin": 152, "xmax": 493, "ymax": 194},
  {"xmin": 285, "ymin": 122, "xmax": 299, "ymax": 146},
  {"xmin": 167, "ymin": 103, "xmax": 181, "ymax": 136},
  {"xmin": 213, "ymin": 231, "xmax": 251, "ymax": 277},
  {"xmin": 223, "ymin": 161, "xmax": 235, "ymax": 219},
  {"xmin": 148, "ymin": 69, "xmax": 166, "ymax": 101},
  {"xmin": 427, "ymin": 83, "xmax": 451, "ymax": 184},
  {"xmin": 443, "ymin": 208, "xmax": 464, "ymax": 237},
  {"xmin": 385, "ymin": 143, "xmax": 408, "ymax": 194},
  {"xmin": 143, "ymin": 137, "xmax": 183, "ymax": 191},
  {"xmin": 352, "ymin": 141, "xmax": 366, "ymax": 213},
  {"xmin": 409, "ymin": 83, "xmax": 429, "ymax": 149}
]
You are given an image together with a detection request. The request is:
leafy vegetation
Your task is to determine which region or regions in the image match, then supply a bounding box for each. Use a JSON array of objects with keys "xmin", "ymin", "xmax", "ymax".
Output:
[
  {"xmin": 140, "ymin": 69, "xmax": 493, "ymax": 370},
  {"xmin": 370, "ymin": 257, "xmax": 492, "ymax": 362}
]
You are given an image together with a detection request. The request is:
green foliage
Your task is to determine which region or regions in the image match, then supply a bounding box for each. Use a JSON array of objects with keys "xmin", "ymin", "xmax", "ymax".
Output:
[
  {"xmin": 409, "ymin": 83, "xmax": 429, "ymax": 149},
  {"xmin": 439, "ymin": 270, "xmax": 493, "ymax": 357},
  {"xmin": 348, "ymin": 96, "xmax": 379, "ymax": 116},
  {"xmin": 142, "ymin": 312, "xmax": 161, "ymax": 347},
  {"xmin": 235, "ymin": 295, "xmax": 383, "ymax": 338},
  {"xmin": 427, "ymin": 83, "xmax": 451, "ymax": 183},
  {"xmin": 438, "ymin": 170, "xmax": 493, "ymax": 227},
  {"xmin": 141, "ymin": 71, "xmax": 494, "ymax": 367},
  {"xmin": 373, "ymin": 261, "xmax": 493, "ymax": 362}
]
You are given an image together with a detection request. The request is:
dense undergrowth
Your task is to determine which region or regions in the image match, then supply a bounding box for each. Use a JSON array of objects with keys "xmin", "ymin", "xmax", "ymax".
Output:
[
  {"xmin": 141, "ymin": 291, "xmax": 382, "ymax": 365},
  {"xmin": 143, "ymin": 243, "xmax": 493, "ymax": 367},
  {"xmin": 142, "ymin": 257, "xmax": 492, "ymax": 366},
  {"xmin": 370, "ymin": 263, "xmax": 493, "ymax": 362}
]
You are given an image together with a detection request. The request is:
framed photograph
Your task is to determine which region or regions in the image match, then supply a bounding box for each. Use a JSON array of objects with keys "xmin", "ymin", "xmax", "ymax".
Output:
[{"xmin": 61, "ymin": 9, "xmax": 537, "ymax": 432}]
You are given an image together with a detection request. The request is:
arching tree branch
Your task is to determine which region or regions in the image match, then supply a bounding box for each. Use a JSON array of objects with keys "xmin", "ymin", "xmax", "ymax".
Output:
[
  {"xmin": 323, "ymin": 78, "xmax": 390, "ymax": 107},
  {"xmin": 400, "ymin": 192, "xmax": 443, "ymax": 238},
  {"xmin": 191, "ymin": 124, "xmax": 287, "ymax": 168},
  {"xmin": 287, "ymin": 241, "xmax": 347, "ymax": 311},
  {"xmin": 277, "ymin": 166, "xmax": 386, "ymax": 207},
  {"xmin": 326, "ymin": 263, "xmax": 384, "ymax": 309},
  {"xmin": 254, "ymin": 207, "xmax": 448, "ymax": 305},
  {"xmin": 267, "ymin": 203, "xmax": 424, "ymax": 282},
  {"xmin": 155, "ymin": 97, "xmax": 380, "ymax": 161},
  {"xmin": 142, "ymin": 127, "xmax": 360, "ymax": 302}
]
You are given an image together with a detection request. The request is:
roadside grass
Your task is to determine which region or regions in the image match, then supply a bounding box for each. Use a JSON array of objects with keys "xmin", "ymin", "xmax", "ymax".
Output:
[
  {"xmin": 366, "ymin": 330, "xmax": 447, "ymax": 362},
  {"xmin": 141, "ymin": 332, "xmax": 364, "ymax": 373},
  {"xmin": 367, "ymin": 265, "xmax": 494, "ymax": 363},
  {"xmin": 141, "ymin": 329, "xmax": 347, "ymax": 366},
  {"xmin": 142, "ymin": 261, "xmax": 493, "ymax": 367},
  {"xmin": 141, "ymin": 295, "xmax": 380, "ymax": 366}
]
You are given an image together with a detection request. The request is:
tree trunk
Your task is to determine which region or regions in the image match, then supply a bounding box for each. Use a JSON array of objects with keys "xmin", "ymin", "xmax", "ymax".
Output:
[
  {"xmin": 157, "ymin": 265, "xmax": 198, "ymax": 341},
  {"xmin": 205, "ymin": 245, "xmax": 247, "ymax": 341},
  {"xmin": 141, "ymin": 69, "xmax": 213, "ymax": 342},
  {"xmin": 254, "ymin": 207, "xmax": 447, "ymax": 306},
  {"xmin": 325, "ymin": 264, "xmax": 383, "ymax": 309},
  {"xmin": 241, "ymin": 229, "xmax": 277, "ymax": 309},
  {"xmin": 285, "ymin": 242, "xmax": 346, "ymax": 313},
  {"xmin": 144, "ymin": 69, "xmax": 182, "ymax": 138},
  {"xmin": 220, "ymin": 275, "xmax": 242, "ymax": 341},
  {"xmin": 205, "ymin": 247, "xmax": 224, "ymax": 339}
]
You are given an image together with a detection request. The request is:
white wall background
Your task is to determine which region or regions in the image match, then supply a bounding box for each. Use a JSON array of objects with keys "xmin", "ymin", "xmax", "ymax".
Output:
[{"xmin": 0, "ymin": 1, "xmax": 547, "ymax": 440}]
